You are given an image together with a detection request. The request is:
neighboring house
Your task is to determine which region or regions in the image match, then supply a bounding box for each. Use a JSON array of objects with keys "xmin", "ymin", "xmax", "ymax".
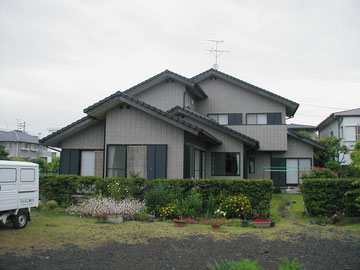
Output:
[
  {"xmin": 317, "ymin": 108, "xmax": 360, "ymax": 164},
  {"xmin": 40, "ymin": 69, "xmax": 324, "ymax": 186},
  {"xmin": 0, "ymin": 130, "xmax": 54, "ymax": 162},
  {"xmin": 287, "ymin": 124, "xmax": 317, "ymax": 140}
]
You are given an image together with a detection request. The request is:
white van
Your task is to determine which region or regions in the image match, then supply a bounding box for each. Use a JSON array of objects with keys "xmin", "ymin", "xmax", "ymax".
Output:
[{"xmin": 0, "ymin": 160, "xmax": 39, "ymax": 229}]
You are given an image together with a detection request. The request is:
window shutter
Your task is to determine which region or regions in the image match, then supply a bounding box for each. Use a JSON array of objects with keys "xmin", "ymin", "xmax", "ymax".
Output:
[{"xmin": 267, "ymin": 113, "xmax": 281, "ymax": 125}]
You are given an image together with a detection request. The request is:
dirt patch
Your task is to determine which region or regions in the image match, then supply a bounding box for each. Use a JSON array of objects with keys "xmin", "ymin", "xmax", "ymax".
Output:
[{"xmin": 0, "ymin": 234, "xmax": 359, "ymax": 270}]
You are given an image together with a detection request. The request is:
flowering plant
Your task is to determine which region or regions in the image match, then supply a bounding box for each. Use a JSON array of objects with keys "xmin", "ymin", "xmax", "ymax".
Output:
[
  {"xmin": 330, "ymin": 213, "xmax": 344, "ymax": 224},
  {"xmin": 214, "ymin": 209, "xmax": 226, "ymax": 218},
  {"xmin": 199, "ymin": 218, "xmax": 224, "ymax": 225},
  {"xmin": 173, "ymin": 218, "xmax": 196, "ymax": 223},
  {"xmin": 67, "ymin": 196, "xmax": 145, "ymax": 219},
  {"xmin": 219, "ymin": 195, "xmax": 252, "ymax": 219},
  {"xmin": 254, "ymin": 219, "xmax": 271, "ymax": 223},
  {"xmin": 159, "ymin": 204, "xmax": 182, "ymax": 219}
]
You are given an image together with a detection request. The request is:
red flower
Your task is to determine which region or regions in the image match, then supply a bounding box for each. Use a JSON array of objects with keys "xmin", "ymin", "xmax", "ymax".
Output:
[{"xmin": 254, "ymin": 219, "xmax": 271, "ymax": 223}]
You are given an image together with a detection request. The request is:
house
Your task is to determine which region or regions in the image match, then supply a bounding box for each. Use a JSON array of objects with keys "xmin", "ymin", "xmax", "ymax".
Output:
[
  {"xmin": 317, "ymin": 108, "xmax": 360, "ymax": 164},
  {"xmin": 0, "ymin": 130, "xmax": 54, "ymax": 162},
  {"xmin": 287, "ymin": 124, "xmax": 317, "ymax": 140},
  {"xmin": 40, "ymin": 69, "xmax": 324, "ymax": 186}
]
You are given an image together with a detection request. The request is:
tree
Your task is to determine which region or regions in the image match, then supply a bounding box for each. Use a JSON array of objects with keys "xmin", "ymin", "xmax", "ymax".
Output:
[
  {"xmin": 48, "ymin": 156, "xmax": 60, "ymax": 173},
  {"xmin": 314, "ymin": 136, "xmax": 349, "ymax": 167},
  {"xmin": 0, "ymin": 145, "xmax": 9, "ymax": 160},
  {"xmin": 33, "ymin": 158, "xmax": 49, "ymax": 172},
  {"xmin": 350, "ymin": 141, "xmax": 360, "ymax": 169}
]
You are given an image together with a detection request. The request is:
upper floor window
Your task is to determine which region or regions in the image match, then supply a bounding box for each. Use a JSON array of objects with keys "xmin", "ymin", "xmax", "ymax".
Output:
[
  {"xmin": 208, "ymin": 113, "xmax": 242, "ymax": 125},
  {"xmin": 246, "ymin": 113, "xmax": 281, "ymax": 125}
]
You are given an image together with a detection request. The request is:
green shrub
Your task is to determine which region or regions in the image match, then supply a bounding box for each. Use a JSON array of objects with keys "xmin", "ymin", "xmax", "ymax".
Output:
[
  {"xmin": 219, "ymin": 195, "xmax": 252, "ymax": 219},
  {"xmin": 301, "ymin": 178, "xmax": 360, "ymax": 216},
  {"xmin": 208, "ymin": 259, "xmax": 264, "ymax": 270},
  {"xmin": 143, "ymin": 185, "xmax": 175, "ymax": 216},
  {"xmin": 278, "ymin": 257, "xmax": 304, "ymax": 270},
  {"xmin": 47, "ymin": 200, "xmax": 59, "ymax": 209},
  {"xmin": 302, "ymin": 167, "xmax": 337, "ymax": 179},
  {"xmin": 179, "ymin": 187, "xmax": 203, "ymax": 218}
]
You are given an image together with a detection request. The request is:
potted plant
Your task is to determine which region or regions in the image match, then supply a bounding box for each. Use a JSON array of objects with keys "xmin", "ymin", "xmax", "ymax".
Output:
[
  {"xmin": 173, "ymin": 218, "xmax": 187, "ymax": 227},
  {"xmin": 253, "ymin": 219, "xmax": 272, "ymax": 228},
  {"xmin": 209, "ymin": 219, "xmax": 224, "ymax": 229}
]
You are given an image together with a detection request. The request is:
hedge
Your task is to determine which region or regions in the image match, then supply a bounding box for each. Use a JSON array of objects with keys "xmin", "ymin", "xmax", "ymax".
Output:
[
  {"xmin": 40, "ymin": 175, "xmax": 273, "ymax": 217},
  {"xmin": 301, "ymin": 178, "xmax": 360, "ymax": 217},
  {"xmin": 148, "ymin": 178, "xmax": 273, "ymax": 216}
]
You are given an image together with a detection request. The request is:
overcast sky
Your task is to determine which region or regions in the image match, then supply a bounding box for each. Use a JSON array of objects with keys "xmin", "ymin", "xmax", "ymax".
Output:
[{"xmin": 1, "ymin": 0, "xmax": 359, "ymax": 137}]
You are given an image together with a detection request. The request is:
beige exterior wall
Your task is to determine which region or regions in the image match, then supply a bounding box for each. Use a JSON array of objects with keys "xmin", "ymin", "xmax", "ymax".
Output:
[
  {"xmin": 233, "ymin": 125, "xmax": 287, "ymax": 151},
  {"xmin": 272, "ymin": 136, "xmax": 314, "ymax": 160},
  {"xmin": 105, "ymin": 106, "xmax": 184, "ymax": 178},
  {"xmin": 60, "ymin": 121, "xmax": 105, "ymax": 150},
  {"xmin": 135, "ymin": 81, "xmax": 186, "ymax": 111},
  {"xmin": 194, "ymin": 77, "xmax": 288, "ymax": 150},
  {"xmin": 196, "ymin": 78, "xmax": 287, "ymax": 123}
]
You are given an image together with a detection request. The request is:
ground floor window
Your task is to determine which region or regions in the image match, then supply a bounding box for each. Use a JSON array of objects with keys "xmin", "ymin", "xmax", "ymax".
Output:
[
  {"xmin": 211, "ymin": 152, "xmax": 240, "ymax": 176},
  {"xmin": 106, "ymin": 145, "xmax": 167, "ymax": 179},
  {"xmin": 271, "ymin": 158, "xmax": 311, "ymax": 185},
  {"xmin": 81, "ymin": 151, "xmax": 96, "ymax": 176},
  {"xmin": 107, "ymin": 145, "xmax": 126, "ymax": 177},
  {"xmin": 286, "ymin": 158, "xmax": 311, "ymax": 184},
  {"xmin": 194, "ymin": 149, "xmax": 206, "ymax": 179},
  {"xmin": 249, "ymin": 158, "xmax": 255, "ymax": 174}
]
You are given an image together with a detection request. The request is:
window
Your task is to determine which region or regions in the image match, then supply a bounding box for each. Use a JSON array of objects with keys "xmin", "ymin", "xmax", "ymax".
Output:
[
  {"xmin": 107, "ymin": 145, "xmax": 126, "ymax": 177},
  {"xmin": 211, "ymin": 152, "xmax": 240, "ymax": 176},
  {"xmin": 286, "ymin": 158, "xmax": 311, "ymax": 184},
  {"xmin": 208, "ymin": 113, "xmax": 242, "ymax": 125},
  {"xmin": 194, "ymin": 149, "xmax": 206, "ymax": 179},
  {"xmin": 345, "ymin": 126, "xmax": 356, "ymax": 141},
  {"xmin": 81, "ymin": 151, "xmax": 96, "ymax": 176},
  {"xmin": 249, "ymin": 158, "xmax": 255, "ymax": 174},
  {"xmin": 209, "ymin": 114, "xmax": 228, "ymax": 125},
  {"xmin": 246, "ymin": 113, "xmax": 281, "ymax": 125},
  {"xmin": 356, "ymin": 126, "xmax": 360, "ymax": 141},
  {"xmin": 0, "ymin": 168, "xmax": 16, "ymax": 182},
  {"xmin": 20, "ymin": 169, "xmax": 35, "ymax": 182}
]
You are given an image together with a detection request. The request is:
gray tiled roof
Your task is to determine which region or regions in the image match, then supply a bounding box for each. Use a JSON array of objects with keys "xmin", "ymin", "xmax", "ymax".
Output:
[
  {"xmin": 317, "ymin": 108, "xmax": 360, "ymax": 130},
  {"xmin": 39, "ymin": 116, "xmax": 91, "ymax": 144},
  {"xmin": 191, "ymin": 69, "xmax": 299, "ymax": 116},
  {"xmin": 287, "ymin": 123, "xmax": 316, "ymax": 130},
  {"xmin": 0, "ymin": 130, "xmax": 39, "ymax": 143},
  {"xmin": 42, "ymin": 93, "xmax": 222, "ymax": 146},
  {"xmin": 84, "ymin": 70, "xmax": 207, "ymax": 113},
  {"xmin": 287, "ymin": 129, "xmax": 325, "ymax": 150},
  {"xmin": 168, "ymin": 106, "xmax": 259, "ymax": 148}
]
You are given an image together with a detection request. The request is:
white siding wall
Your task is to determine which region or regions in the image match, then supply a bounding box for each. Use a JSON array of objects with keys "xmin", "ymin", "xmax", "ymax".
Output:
[
  {"xmin": 272, "ymin": 136, "xmax": 314, "ymax": 160},
  {"xmin": 105, "ymin": 106, "xmax": 184, "ymax": 178}
]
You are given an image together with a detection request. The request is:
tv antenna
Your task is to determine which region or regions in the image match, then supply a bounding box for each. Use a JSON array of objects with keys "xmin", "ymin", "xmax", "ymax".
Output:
[{"xmin": 206, "ymin": 40, "xmax": 229, "ymax": 70}]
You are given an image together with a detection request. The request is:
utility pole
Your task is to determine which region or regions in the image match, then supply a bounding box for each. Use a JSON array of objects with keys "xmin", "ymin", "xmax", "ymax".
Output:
[{"xmin": 206, "ymin": 40, "xmax": 229, "ymax": 70}]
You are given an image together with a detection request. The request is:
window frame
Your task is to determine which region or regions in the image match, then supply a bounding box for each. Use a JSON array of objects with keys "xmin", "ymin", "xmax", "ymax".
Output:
[
  {"xmin": 211, "ymin": 152, "xmax": 240, "ymax": 176},
  {"xmin": 106, "ymin": 145, "xmax": 127, "ymax": 178},
  {"xmin": 246, "ymin": 113, "xmax": 282, "ymax": 125},
  {"xmin": 208, "ymin": 113, "xmax": 242, "ymax": 126}
]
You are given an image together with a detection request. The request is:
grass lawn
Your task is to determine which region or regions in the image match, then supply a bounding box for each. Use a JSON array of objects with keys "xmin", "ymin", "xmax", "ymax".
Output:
[{"xmin": 1, "ymin": 193, "xmax": 359, "ymax": 256}]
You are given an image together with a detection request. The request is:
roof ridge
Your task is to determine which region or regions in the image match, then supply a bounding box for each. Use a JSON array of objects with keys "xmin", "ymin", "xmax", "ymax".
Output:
[{"xmin": 168, "ymin": 106, "xmax": 259, "ymax": 147}]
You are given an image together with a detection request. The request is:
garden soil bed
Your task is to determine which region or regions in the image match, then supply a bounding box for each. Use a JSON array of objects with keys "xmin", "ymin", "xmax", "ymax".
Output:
[{"xmin": 0, "ymin": 233, "xmax": 359, "ymax": 270}]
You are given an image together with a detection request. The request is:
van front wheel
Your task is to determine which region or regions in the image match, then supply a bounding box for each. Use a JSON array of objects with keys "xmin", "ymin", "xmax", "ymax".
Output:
[{"xmin": 12, "ymin": 210, "xmax": 29, "ymax": 229}]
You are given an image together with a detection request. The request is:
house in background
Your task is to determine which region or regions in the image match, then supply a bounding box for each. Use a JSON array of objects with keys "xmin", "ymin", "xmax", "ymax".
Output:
[
  {"xmin": 317, "ymin": 108, "xmax": 360, "ymax": 164},
  {"xmin": 287, "ymin": 124, "xmax": 317, "ymax": 140},
  {"xmin": 0, "ymin": 130, "xmax": 54, "ymax": 162},
  {"xmin": 40, "ymin": 69, "xmax": 324, "ymax": 186}
]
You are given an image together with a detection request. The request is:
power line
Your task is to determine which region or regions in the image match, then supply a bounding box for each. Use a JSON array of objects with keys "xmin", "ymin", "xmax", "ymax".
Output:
[{"xmin": 301, "ymin": 103, "xmax": 349, "ymax": 110}]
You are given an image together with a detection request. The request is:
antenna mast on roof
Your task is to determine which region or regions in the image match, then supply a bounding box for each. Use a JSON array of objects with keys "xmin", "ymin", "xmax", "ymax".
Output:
[{"xmin": 206, "ymin": 40, "xmax": 229, "ymax": 70}]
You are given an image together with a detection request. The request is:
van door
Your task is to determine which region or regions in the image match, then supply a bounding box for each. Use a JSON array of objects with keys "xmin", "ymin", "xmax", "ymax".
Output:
[
  {"xmin": 0, "ymin": 167, "xmax": 18, "ymax": 211},
  {"xmin": 18, "ymin": 167, "xmax": 39, "ymax": 209}
]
